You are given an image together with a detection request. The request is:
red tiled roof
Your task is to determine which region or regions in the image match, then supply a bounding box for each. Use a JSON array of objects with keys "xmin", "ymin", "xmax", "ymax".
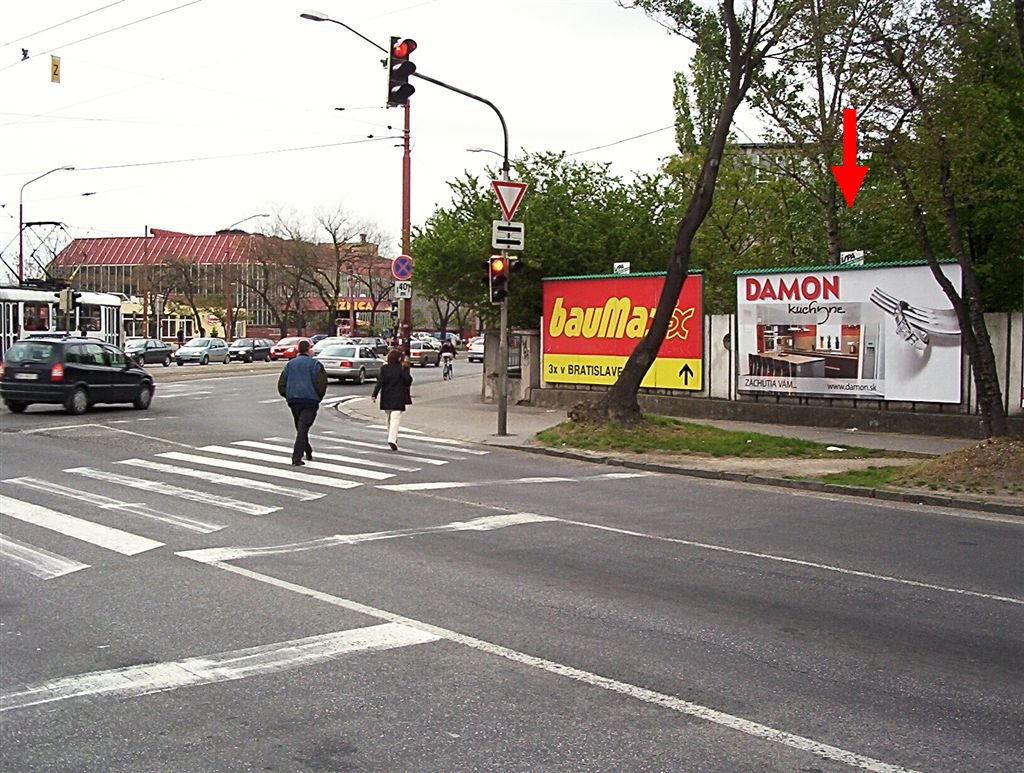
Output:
[{"xmin": 54, "ymin": 232, "xmax": 255, "ymax": 267}]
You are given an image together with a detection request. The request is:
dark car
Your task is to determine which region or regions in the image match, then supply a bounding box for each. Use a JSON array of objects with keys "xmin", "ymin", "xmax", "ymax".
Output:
[
  {"xmin": 1, "ymin": 336, "xmax": 155, "ymax": 415},
  {"xmin": 350, "ymin": 337, "xmax": 390, "ymax": 356},
  {"xmin": 124, "ymin": 338, "xmax": 173, "ymax": 367},
  {"xmin": 228, "ymin": 337, "xmax": 273, "ymax": 363}
]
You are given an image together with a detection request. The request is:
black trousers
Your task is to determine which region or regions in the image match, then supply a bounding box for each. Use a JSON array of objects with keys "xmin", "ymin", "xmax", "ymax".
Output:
[{"xmin": 289, "ymin": 403, "xmax": 318, "ymax": 462}]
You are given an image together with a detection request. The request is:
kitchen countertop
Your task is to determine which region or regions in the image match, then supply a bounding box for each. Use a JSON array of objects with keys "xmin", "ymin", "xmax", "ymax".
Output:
[{"xmin": 754, "ymin": 351, "xmax": 824, "ymax": 364}]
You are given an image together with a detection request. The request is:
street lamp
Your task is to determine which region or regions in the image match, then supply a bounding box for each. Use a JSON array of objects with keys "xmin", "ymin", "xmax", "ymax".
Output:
[
  {"xmin": 19, "ymin": 166, "xmax": 74, "ymax": 282},
  {"xmin": 224, "ymin": 212, "xmax": 269, "ymax": 231},
  {"xmin": 466, "ymin": 147, "xmax": 504, "ymax": 159}
]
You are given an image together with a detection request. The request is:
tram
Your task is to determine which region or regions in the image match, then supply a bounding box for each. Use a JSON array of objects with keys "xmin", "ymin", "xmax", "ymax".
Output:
[{"xmin": 0, "ymin": 285, "xmax": 124, "ymax": 359}]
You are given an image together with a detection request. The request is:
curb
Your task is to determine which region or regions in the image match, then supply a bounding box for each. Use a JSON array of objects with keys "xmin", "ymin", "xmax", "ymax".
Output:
[
  {"xmin": 334, "ymin": 401, "xmax": 1022, "ymax": 518},
  {"xmin": 506, "ymin": 445, "xmax": 1024, "ymax": 518}
]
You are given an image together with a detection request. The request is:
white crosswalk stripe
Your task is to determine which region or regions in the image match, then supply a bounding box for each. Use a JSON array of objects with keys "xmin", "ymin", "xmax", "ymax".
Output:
[
  {"xmin": 116, "ymin": 459, "xmax": 326, "ymax": 501},
  {"xmin": 0, "ymin": 495, "xmax": 164, "ymax": 556},
  {"xmin": 65, "ymin": 467, "xmax": 281, "ymax": 516},
  {"xmin": 302, "ymin": 434, "xmax": 451, "ymax": 465},
  {"xmin": 359, "ymin": 427, "xmax": 490, "ymax": 455},
  {"xmin": 198, "ymin": 445, "xmax": 393, "ymax": 480},
  {"xmin": 0, "ymin": 535, "xmax": 90, "ymax": 579},
  {"xmin": 4, "ymin": 476, "xmax": 225, "ymax": 533},
  {"xmin": 156, "ymin": 451, "xmax": 361, "ymax": 489},
  {"xmin": 234, "ymin": 441, "xmax": 420, "ymax": 472}
]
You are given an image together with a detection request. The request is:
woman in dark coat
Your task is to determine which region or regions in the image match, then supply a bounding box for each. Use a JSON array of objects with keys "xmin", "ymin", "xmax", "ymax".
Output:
[{"xmin": 371, "ymin": 348, "xmax": 413, "ymax": 450}]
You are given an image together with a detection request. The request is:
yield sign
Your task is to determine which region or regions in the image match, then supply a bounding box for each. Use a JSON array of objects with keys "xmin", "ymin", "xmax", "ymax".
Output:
[{"xmin": 491, "ymin": 180, "xmax": 528, "ymax": 221}]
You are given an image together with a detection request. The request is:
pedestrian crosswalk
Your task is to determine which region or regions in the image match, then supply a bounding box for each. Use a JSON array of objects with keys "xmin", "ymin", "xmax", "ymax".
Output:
[
  {"xmin": 1, "ymin": 426, "xmax": 654, "ymax": 581},
  {"xmin": 0, "ymin": 427, "xmax": 491, "ymax": 580}
]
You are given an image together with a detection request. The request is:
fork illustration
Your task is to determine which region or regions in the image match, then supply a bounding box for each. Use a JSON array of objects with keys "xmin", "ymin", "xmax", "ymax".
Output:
[{"xmin": 869, "ymin": 288, "xmax": 961, "ymax": 335}]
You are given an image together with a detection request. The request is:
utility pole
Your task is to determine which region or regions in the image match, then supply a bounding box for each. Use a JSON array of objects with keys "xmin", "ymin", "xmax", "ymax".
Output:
[{"xmin": 401, "ymin": 100, "xmax": 412, "ymax": 357}]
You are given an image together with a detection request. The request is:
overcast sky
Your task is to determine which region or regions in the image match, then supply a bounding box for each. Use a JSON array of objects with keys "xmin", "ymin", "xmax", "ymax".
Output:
[{"xmin": 1, "ymin": 0, "xmax": 751, "ymax": 281}]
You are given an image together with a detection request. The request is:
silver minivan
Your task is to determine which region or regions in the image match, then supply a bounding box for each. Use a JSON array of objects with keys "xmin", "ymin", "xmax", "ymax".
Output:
[
  {"xmin": 174, "ymin": 337, "xmax": 230, "ymax": 365},
  {"xmin": 314, "ymin": 344, "xmax": 383, "ymax": 384}
]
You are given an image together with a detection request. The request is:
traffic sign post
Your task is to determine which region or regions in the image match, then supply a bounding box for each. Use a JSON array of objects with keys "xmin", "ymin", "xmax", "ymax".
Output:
[
  {"xmin": 394, "ymin": 280, "xmax": 412, "ymax": 299},
  {"xmin": 491, "ymin": 180, "xmax": 527, "ymax": 221}
]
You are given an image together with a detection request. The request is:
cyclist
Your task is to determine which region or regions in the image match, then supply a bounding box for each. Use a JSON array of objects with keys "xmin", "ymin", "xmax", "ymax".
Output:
[{"xmin": 440, "ymin": 338, "xmax": 457, "ymax": 380}]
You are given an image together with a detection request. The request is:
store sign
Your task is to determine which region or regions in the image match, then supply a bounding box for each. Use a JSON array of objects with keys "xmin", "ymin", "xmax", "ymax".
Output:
[
  {"xmin": 335, "ymin": 299, "xmax": 377, "ymax": 311},
  {"xmin": 735, "ymin": 263, "xmax": 963, "ymax": 402},
  {"xmin": 542, "ymin": 273, "xmax": 703, "ymax": 390}
]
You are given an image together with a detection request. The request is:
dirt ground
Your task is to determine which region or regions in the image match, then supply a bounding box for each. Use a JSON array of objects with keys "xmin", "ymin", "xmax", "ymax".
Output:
[{"xmin": 886, "ymin": 437, "xmax": 1024, "ymax": 500}]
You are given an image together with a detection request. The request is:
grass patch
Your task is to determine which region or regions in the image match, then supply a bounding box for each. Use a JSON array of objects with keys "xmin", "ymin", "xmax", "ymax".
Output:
[
  {"xmin": 536, "ymin": 415, "xmax": 917, "ymax": 459},
  {"xmin": 813, "ymin": 466, "xmax": 912, "ymax": 488}
]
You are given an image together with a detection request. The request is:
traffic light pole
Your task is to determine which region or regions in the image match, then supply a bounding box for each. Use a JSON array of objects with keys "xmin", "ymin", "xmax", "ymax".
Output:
[
  {"xmin": 401, "ymin": 101, "xmax": 413, "ymax": 359},
  {"xmin": 411, "ymin": 71, "xmax": 512, "ymax": 435}
]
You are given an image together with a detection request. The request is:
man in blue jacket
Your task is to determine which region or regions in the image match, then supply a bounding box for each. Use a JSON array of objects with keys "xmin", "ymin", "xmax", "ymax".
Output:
[{"xmin": 277, "ymin": 339, "xmax": 328, "ymax": 466}]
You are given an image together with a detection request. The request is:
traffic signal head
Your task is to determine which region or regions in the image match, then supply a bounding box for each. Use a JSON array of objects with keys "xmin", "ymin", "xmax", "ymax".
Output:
[
  {"xmin": 387, "ymin": 36, "xmax": 417, "ymax": 106},
  {"xmin": 488, "ymin": 256, "xmax": 508, "ymax": 304}
]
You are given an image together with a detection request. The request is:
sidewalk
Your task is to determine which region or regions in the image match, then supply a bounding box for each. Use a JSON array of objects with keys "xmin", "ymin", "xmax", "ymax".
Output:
[{"xmin": 335, "ymin": 374, "xmax": 1021, "ymax": 517}]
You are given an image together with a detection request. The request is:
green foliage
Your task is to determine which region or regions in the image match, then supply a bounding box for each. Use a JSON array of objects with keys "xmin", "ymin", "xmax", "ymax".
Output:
[{"xmin": 411, "ymin": 152, "xmax": 680, "ymax": 328}]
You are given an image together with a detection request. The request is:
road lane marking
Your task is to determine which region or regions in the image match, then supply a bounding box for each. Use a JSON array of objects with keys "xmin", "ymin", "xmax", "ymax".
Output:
[
  {"xmin": 0, "ymin": 496, "xmax": 163, "ymax": 555},
  {"xmin": 4, "ymin": 477, "xmax": 225, "ymax": 533},
  {"xmin": 64, "ymin": 468, "xmax": 280, "ymax": 517},
  {"xmin": 115, "ymin": 459, "xmax": 326, "ymax": 501},
  {"xmin": 0, "ymin": 623, "xmax": 439, "ymax": 712},
  {"xmin": 199, "ymin": 445, "xmax": 393, "ymax": 480},
  {"xmin": 178, "ymin": 513, "xmax": 555, "ymax": 563},
  {"xmin": 0, "ymin": 535, "xmax": 89, "ymax": 579},
  {"xmin": 560, "ymin": 518, "xmax": 1024, "ymax": 606},
  {"xmin": 156, "ymin": 452, "xmax": 361, "ymax": 490},
  {"xmin": 375, "ymin": 473, "xmax": 653, "ymax": 492},
  {"xmin": 234, "ymin": 441, "xmax": 420, "ymax": 472},
  {"xmin": 191, "ymin": 562, "xmax": 921, "ymax": 773}
]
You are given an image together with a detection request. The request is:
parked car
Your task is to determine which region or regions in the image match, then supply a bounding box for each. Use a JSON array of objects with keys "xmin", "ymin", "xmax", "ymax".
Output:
[
  {"xmin": 350, "ymin": 337, "xmax": 390, "ymax": 356},
  {"xmin": 1, "ymin": 336, "xmax": 154, "ymax": 415},
  {"xmin": 310, "ymin": 334, "xmax": 330, "ymax": 344},
  {"xmin": 467, "ymin": 336, "xmax": 485, "ymax": 363},
  {"xmin": 228, "ymin": 337, "xmax": 273, "ymax": 363},
  {"xmin": 270, "ymin": 336, "xmax": 311, "ymax": 360},
  {"xmin": 408, "ymin": 339, "xmax": 441, "ymax": 367},
  {"xmin": 124, "ymin": 338, "xmax": 173, "ymax": 367},
  {"xmin": 175, "ymin": 337, "xmax": 230, "ymax": 366},
  {"xmin": 315, "ymin": 344, "xmax": 384, "ymax": 384},
  {"xmin": 432, "ymin": 331, "xmax": 463, "ymax": 346},
  {"xmin": 311, "ymin": 336, "xmax": 355, "ymax": 356}
]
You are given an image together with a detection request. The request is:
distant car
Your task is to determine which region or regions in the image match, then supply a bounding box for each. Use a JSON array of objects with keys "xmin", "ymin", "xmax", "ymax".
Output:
[
  {"xmin": 270, "ymin": 336, "xmax": 311, "ymax": 360},
  {"xmin": 1, "ymin": 336, "xmax": 154, "ymax": 415},
  {"xmin": 228, "ymin": 337, "xmax": 273, "ymax": 363},
  {"xmin": 310, "ymin": 334, "xmax": 330, "ymax": 344},
  {"xmin": 175, "ymin": 337, "xmax": 230, "ymax": 366},
  {"xmin": 315, "ymin": 344, "xmax": 384, "ymax": 384},
  {"xmin": 467, "ymin": 337, "xmax": 485, "ymax": 363},
  {"xmin": 408, "ymin": 339, "xmax": 441, "ymax": 367},
  {"xmin": 311, "ymin": 336, "xmax": 355, "ymax": 356},
  {"xmin": 124, "ymin": 338, "xmax": 173, "ymax": 367},
  {"xmin": 432, "ymin": 331, "xmax": 463, "ymax": 346},
  {"xmin": 350, "ymin": 337, "xmax": 390, "ymax": 356}
]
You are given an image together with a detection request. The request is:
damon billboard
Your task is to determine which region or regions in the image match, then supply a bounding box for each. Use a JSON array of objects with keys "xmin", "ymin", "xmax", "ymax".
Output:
[
  {"xmin": 542, "ymin": 273, "xmax": 703, "ymax": 390},
  {"xmin": 735, "ymin": 262, "xmax": 963, "ymax": 402}
]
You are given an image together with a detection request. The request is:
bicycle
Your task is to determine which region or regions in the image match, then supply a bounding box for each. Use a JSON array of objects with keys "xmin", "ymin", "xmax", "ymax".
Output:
[{"xmin": 441, "ymin": 352, "xmax": 454, "ymax": 380}]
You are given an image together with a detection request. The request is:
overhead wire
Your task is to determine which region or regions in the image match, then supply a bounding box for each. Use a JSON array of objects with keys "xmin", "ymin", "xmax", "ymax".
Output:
[
  {"xmin": 0, "ymin": 0, "xmax": 206, "ymax": 74},
  {"xmin": 1, "ymin": 1, "xmax": 131, "ymax": 49}
]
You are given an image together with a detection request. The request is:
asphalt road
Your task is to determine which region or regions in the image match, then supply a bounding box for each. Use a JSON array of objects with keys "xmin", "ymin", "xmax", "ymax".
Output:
[{"xmin": 1, "ymin": 367, "xmax": 1021, "ymax": 772}]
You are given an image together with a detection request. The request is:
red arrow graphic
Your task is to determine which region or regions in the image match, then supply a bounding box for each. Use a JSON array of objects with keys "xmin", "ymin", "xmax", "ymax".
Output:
[{"xmin": 831, "ymin": 108, "xmax": 869, "ymax": 207}]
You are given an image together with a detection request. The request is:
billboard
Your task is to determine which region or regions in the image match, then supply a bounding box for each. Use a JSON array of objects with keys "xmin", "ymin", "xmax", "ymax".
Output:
[
  {"xmin": 736, "ymin": 262, "xmax": 963, "ymax": 402},
  {"xmin": 542, "ymin": 273, "xmax": 703, "ymax": 390}
]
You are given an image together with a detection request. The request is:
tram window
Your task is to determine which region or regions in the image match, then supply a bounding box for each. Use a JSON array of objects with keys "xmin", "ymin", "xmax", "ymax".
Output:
[{"xmin": 22, "ymin": 302, "xmax": 51, "ymax": 331}]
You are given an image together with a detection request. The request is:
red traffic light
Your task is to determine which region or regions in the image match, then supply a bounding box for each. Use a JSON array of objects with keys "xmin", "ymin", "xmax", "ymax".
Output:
[
  {"xmin": 490, "ymin": 257, "xmax": 506, "ymax": 274},
  {"xmin": 392, "ymin": 39, "xmax": 417, "ymax": 58}
]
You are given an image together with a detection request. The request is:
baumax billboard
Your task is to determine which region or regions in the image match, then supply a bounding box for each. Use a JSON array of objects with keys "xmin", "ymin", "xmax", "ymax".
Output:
[
  {"xmin": 542, "ymin": 272, "xmax": 703, "ymax": 390},
  {"xmin": 735, "ymin": 262, "xmax": 963, "ymax": 402}
]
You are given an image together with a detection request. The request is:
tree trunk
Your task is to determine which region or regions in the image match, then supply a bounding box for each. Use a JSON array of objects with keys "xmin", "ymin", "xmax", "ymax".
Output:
[{"xmin": 589, "ymin": 1, "xmax": 766, "ymax": 426}]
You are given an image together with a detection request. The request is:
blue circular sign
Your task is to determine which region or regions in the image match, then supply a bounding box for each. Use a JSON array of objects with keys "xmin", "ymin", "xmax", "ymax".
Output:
[{"xmin": 392, "ymin": 254, "xmax": 414, "ymax": 280}]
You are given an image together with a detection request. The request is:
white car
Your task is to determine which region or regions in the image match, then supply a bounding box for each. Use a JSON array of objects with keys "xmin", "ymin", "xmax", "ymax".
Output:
[{"xmin": 467, "ymin": 337, "xmax": 484, "ymax": 363}]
